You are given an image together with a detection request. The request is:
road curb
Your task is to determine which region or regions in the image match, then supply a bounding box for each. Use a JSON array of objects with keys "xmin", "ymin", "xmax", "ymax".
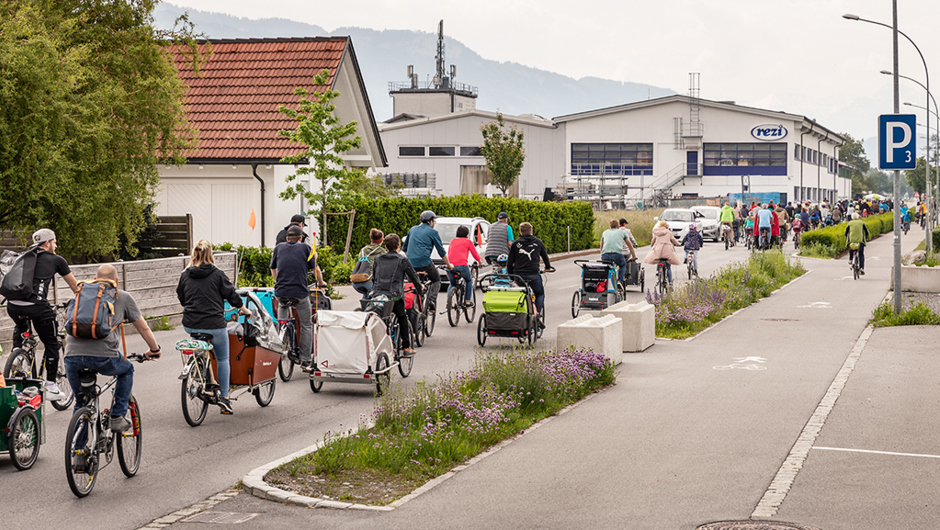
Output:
[{"xmin": 241, "ymin": 391, "xmax": 603, "ymax": 511}]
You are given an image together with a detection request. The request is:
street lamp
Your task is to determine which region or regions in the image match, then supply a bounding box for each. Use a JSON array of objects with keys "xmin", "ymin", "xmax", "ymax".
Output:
[
  {"xmin": 905, "ymin": 100, "xmax": 940, "ymax": 227},
  {"xmin": 844, "ymin": 5, "xmax": 906, "ymax": 314}
]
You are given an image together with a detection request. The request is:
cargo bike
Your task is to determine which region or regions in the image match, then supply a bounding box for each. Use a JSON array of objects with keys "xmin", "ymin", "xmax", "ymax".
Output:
[
  {"xmin": 176, "ymin": 289, "xmax": 283, "ymax": 427},
  {"xmin": 476, "ymin": 273, "xmax": 543, "ymax": 346},
  {"xmin": 0, "ymin": 377, "xmax": 44, "ymax": 470},
  {"xmin": 570, "ymin": 259, "xmax": 640, "ymax": 318},
  {"xmin": 309, "ymin": 306, "xmax": 398, "ymax": 396}
]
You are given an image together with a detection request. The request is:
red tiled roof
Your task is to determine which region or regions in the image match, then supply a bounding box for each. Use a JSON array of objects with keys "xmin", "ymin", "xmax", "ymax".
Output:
[{"xmin": 168, "ymin": 37, "xmax": 347, "ymax": 161}]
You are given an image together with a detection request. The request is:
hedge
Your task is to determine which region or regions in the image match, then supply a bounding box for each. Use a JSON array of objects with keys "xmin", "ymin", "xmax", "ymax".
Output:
[
  {"xmin": 800, "ymin": 212, "xmax": 894, "ymax": 253},
  {"xmin": 933, "ymin": 226, "xmax": 940, "ymax": 251},
  {"xmin": 322, "ymin": 196, "xmax": 595, "ymax": 256}
]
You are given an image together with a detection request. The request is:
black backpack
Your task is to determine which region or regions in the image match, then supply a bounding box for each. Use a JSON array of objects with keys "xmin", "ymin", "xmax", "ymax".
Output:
[{"xmin": 0, "ymin": 248, "xmax": 40, "ymax": 301}]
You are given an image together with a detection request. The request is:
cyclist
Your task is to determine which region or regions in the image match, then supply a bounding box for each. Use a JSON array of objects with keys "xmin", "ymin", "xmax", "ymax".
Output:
[
  {"xmin": 844, "ymin": 213, "xmax": 871, "ymax": 275},
  {"xmin": 483, "ymin": 211, "xmax": 514, "ymax": 264},
  {"xmin": 600, "ymin": 219, "xmax": 636, "ymax": 287},
  {"xmin": 7, "ymin": 229, "xmax": 80, "ymax": 401},
  {"xmin": 371, "ymin": 234, "xmax": 421, "ymax": 356},
  {"xmin": 270, "ymin": 225, "xmax": 322, "ymax": 372},
  {"xmin": 791, "ymin": 215, "xmax": 804, "ymax": 244},
  {"xmin": 719, "ymin": 201, "xmax": 735, "ymax": 243},
  {"xmin": 351, "ymin": 228, "xmax": 386, "ymax": 300},
  {"xmin": 680, "ymin": 223, "xmax": 703, "ymax": 272},
  {"xmin": 775, "ymin": 203, "xmax": 789, "ymax": 242},
  {"xmin": 756, "ymin": 204, "xmax": 773, "ymax": 249},
  {"xmin": 901, "ymin": 204, "xmax": 912, "ymax": 232},
  {"xmin": 618, "ymin": 218, "xmax": 638, "ymax": 249},
  {"xmin": 64, "ymin": 265, "xmax": 161, "ymax": 432},
  {"xmin": 643, "ymin": 220, "xmax": 681, "ymax": 285},
  {"xmin": 744, "ymin": 210, "xmax": 756, "ymax": 246},
  {"xmin": 177, "ymin": 240, "xmax": 251, "ymax": 415},
  {"xmin": 275, "ymin": 214, "xmax": 312, "ymax": 245},
  {"xmin": 618, "ymin": 218, "xmax": 639, "ymax": 284},
  {"xmin": 446, "ymin": 225, "xmax": 480, "ymax": 308},
  {"xmin": 507, "ymin": 222, "xmax": 554, "ymax": 319},
  {"xmin": 402, "ymin": 210, "xmax": 452, "ymax": 311},
  {"xmin": 768, "ymin": 202, "xmax": 781, "ymax": 247}
]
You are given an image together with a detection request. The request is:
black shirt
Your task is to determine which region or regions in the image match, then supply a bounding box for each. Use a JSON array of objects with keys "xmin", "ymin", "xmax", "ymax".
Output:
[
  {"xmin": 507, "ymin": 235, "xmax": 551, "ymax": 276},
  {"xmin": 270, "ymin": 241, "xmax": 315, "ymax": 299},
  {"xmin": 176, "ymin": 263, "xmax": 243, "ymax": 330},
  {"xmin": 29, "ymin": 251, "xmax": 70, "ymax": 304}
]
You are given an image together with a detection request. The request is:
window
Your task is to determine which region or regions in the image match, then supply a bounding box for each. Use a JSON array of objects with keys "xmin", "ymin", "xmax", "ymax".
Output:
[
  {"xmin": 429, "ymin": 146, "xmax": 456, "ymax": 157},
  {"xmin": 570, "ymin": 143, "xmax": 653, "ymax": 175},
  {"xmin": 399, "ymin": 146, "xmax": 425, "ymax": 157},
  {"xmin": 460, "ymin": 146, "xmax": 483, "ymax": 157},
  {"xmin": 794, "ymin": 144, "xmax": 801, "ymax": 160},
  {"xmin": 703, "ymin": 143, "xmax": 786, "ymax": 175}
]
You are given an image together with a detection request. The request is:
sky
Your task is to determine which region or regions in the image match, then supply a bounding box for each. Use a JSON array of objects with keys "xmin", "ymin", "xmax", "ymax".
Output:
[{"xmin": 168, "ymin": 0, "xmax": 940, "ymax": 158}]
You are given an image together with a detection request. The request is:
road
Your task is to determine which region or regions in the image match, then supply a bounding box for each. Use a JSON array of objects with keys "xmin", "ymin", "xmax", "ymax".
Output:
[{"xmin": 0, "ymin": 232, "xmax": 909, "ymax": 529}]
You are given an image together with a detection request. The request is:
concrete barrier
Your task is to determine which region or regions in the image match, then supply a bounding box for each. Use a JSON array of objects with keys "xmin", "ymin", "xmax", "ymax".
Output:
[
  {"xmin": 602, "ymin": 300, "xmax": 655, "ymax": 352},
  {"xmin": 557, "ymin": 314, "xmax": 623, "ymax": 365},
  {"xmin": 891, "ymin": 265, "xmax": 940, "ymax": 292}
]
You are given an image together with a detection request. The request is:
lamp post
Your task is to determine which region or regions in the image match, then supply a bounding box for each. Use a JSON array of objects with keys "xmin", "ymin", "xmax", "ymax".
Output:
[
  {"xmin": 844, "ymin": 5, "xmax": 905, "ymax": 314},
  {"xmin": 904, "ymin": 100, "xmax": 939, "ymax": 234}
]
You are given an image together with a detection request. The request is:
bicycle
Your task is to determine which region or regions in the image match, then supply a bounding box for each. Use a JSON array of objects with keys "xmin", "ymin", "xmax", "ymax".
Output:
[
  {"xmin": 362, "ymin": 296, "xmax": 414, "ymax": 379},
  {"xmin": 417, "ymin": 271, "xmax": 436, "ymax": 340},
  {"xmin": 721, "ymin": 223, "xmax": 733, "ymax": 250},
  {"xmin": 850, "ymin": 245, "xmax": 861, "ymax": 280},
  {"xmin": 903, "ymin": 219, "xmax": 910, "ymax": 235},
  {"xmin": 793, "ymin": 229, "xmax": 802, "ymax": 249},
  {"xmin": 655, "ymin": 259, "xmax": 671, "ymax": 295},
  {"xmin": 686, "ymin": 250, "xmax": 698, "ymax": 280},
  {"xmin": 65, "ymin": 353, "xmax": 152, "ymax": 498},
  {"xmin": 446, "ymin": 269, "xmax": 477, "ymax": 326},
  {"xmin": 3, "ymin": 302, "xmax": 74, "ymax": 411}
]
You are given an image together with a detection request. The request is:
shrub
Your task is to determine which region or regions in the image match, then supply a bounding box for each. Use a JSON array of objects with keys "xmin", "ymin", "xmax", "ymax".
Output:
[
  {"xmin": 872, "ymin": 301, "xmax": 940, "ymax": 326},
  {"xmin": 800, "ymin": 212, "xmax": 894, "ymax": 256}
]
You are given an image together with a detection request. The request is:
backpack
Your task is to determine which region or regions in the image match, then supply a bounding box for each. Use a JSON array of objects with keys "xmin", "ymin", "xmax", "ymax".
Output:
[
  {"xmin": 0, "ymin": 248, "xmax": 40, "ymax": 301},
  {"xmin": 65, "ymin": 279, "xmax": 119, "ymax": 339},
  {"xmin": 349, "ymin": 246, "xmax": 383, "ymax": 283}
]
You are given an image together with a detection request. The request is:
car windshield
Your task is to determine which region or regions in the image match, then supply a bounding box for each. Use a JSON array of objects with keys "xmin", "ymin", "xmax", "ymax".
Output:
[
  {"xmin": 434, "ymin": 223, "xmax": 466, "ymax": 243},
  {"xmin": 694, "ymin": 209, "xmax": 719, "ymax": 220},
  {"xmin": 661, "ymin": 210, "xmax": 694, "ymax": 222}
]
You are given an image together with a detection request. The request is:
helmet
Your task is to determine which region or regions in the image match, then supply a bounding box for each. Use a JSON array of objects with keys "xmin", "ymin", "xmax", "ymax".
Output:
[
  {"xmin": 420, "ymin": 210, "xmax": 437, "ymax": 223},
  {"xmin": 497, "ymin": 253, "xmax": 509, "ymax": 264},
  {"xmin": 688, "ymin": 223, "xmax": 697, "ymax": 230}
]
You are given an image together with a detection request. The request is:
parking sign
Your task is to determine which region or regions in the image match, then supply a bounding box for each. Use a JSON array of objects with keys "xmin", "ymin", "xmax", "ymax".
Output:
[{"xmin": 879, "ymin": 114, "xmax": 917, "ymax": 170}]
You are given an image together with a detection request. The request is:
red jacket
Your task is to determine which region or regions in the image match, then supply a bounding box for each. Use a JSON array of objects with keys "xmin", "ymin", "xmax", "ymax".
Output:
[{"xmin": 771, "ymin": 210, "xmax": 780, "ymax": 237}]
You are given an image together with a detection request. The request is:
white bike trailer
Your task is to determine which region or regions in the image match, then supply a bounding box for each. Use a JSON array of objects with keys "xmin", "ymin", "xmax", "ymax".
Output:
[{"xmin": 310, "ymin": 310, "xmax": 396, "ymax": 395}]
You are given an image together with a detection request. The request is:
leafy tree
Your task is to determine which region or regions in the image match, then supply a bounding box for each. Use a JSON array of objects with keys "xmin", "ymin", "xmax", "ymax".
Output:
[
  {"xmin": 904, "ymin": 157, "xmax": 930, "ymax": 195},
  {"xmin": 480, "ymin": 113, "xmax": 526, "ymax": 196},
  {"xmin": 868, "ymin": 170, "xmax": 893, "ymax": 195},
  {"xmin": 0, "ymin": 0, "xmax": 202, "ymax": 261},
  {"xmin": 839, "ymin": 133, "xmax": 872, "ymax": 196},
  {"xmin": 278, "ymin": 69, "xmax": 364, "ymax": 246}
]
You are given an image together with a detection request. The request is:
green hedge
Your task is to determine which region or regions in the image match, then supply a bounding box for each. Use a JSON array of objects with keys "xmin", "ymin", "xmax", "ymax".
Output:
[
  {"xmin": 323, "ymin": 196, "xmax": 595, "ymax": 255},
  {"xmin": 932, "ymin": 226, "xmax": 940, "ymax": 250},
  {"xmin": 801, "ymin": 212, "xmax": 894, "ymax": 254}
]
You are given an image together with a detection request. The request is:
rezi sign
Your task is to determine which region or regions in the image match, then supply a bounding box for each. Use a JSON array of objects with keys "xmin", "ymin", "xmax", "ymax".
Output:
[{"xmin": 751, "ymin": 124, "xmax": 788, "ymax": 141}]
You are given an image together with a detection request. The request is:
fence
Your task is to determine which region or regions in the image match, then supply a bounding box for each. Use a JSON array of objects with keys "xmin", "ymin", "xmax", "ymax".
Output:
[{"xmin": 0, "ymin": 252, "xmax": 236, "ymax": 353}]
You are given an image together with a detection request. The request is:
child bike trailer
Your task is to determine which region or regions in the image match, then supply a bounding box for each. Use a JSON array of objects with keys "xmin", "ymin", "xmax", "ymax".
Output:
[{"xmin": 310, "ymin": 310, "xmax": 395, "ymax": 395}]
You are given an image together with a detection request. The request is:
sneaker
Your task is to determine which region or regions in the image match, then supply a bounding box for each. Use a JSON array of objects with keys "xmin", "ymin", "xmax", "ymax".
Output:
[
  {"xmin": 860, "ymin": 268, "xmax": 865, "ymax": 275},
  {"xmin": 301, "ymin": 361, "xmax": 314, "ymax": 373},
  {"xmin": 109, "ymin": 416, "xmax": 132, "ymax": 432},
  {"xmin": 402, "ymin": 348, "xmax": 415, "ymax": 357},
  {"xmin": 218, "ymin": 397, "xmax": 234, "ymax": 415},
  {"xmin": 45, "ymin": 382, "xmax": 66, "ymax": 402}
]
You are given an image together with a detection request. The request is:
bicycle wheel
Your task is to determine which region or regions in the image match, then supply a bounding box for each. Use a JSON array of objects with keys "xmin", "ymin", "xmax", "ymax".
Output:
[
  {"xmin": 424, "ymin": 301, "xmax": 436, "ymax": 337},
  {"xmin": 464, "ymin": 288, "xmax": 477, "ymax": 323},
  {"xmin": 8, "ymin": 407, "xmax": 40, "ymax": 470},
  {"xmin": 117, "ymin": 396, "xmax": 142, "ymax": 477},
  {"xmin": 65, "ymin": 407, "xmax": 98, "ymax": 498},
  {"xmin": 181, "ymin": 358, "xmax": 208, "ymax": 427},
  {"xmin": 398, "ymin": 334, "xmax": 414, "ymax": 378},
  {"xmin": 853, "ymin": 255, "xmax": 860, "ymax": 280},
  {"xmin": 3, "ymin": 348, "xmax": 33, "ymax": 379},
  {"xmin": 278, "ymin": 353, "xmax": 294, "ymax": 382},
  {"xmin": 309, "ymin": 375, "xmax": 323, "ymax": 393},
  {"xmin": 571, "ymin": 291, "xmax": 581, "ymax": 318},
  {"xmin": 374, "ymin": 352, "xmax": 390, "ymax": 396},
  {"xmin": 536, "ymin": 311, "xmax": 545, "ymax": 340},
  {"xmin": 687, "ymin": 262, "xmax": 692, "ymax": 280},
  {"xmin": 254, "ymin": 378, "xmax": 276, "ymax": 407},
  {"xmin": 476, "ymin": 314, "xmax": 487, "ymax": 347},
  {"xmin": 725, "ymin": 235, "xmax": 729, "ymax": 250},
  {"xmin": 527, "ymin": 315, "xmax": 536, "ymax": 346},
  {"xmin": 447, "ymin": 287, "xmax": 461, "ymax": 327},
  {"xmin": 52, "ymin": 360, "xmax": 75, "ymax": 411},
  {"xmin": 411, "ymin": 311, "xmax": 426, "ymax": 347}
]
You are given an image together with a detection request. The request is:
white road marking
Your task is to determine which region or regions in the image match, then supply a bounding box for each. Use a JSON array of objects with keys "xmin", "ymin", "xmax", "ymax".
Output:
[
  {"xmin": 813, "ymin": 446, "xmax": 940, "ymax": 459},
  {"xmin": 797, "ymin": 301, "xmax": 831, "ymax": 309}
]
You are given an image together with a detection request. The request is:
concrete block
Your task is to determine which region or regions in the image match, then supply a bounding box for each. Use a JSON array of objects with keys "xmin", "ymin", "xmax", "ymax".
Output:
[
  {"xmin": 602, "ymin": 300, "xmax": 655, "ymax": 352},
  {"xmin": 557, "ymin": 314, "xmax": 623, "ymax": 364},
  {"xmin": 891, "ymin": 265, "xmax": 940, "ymax": 292}
]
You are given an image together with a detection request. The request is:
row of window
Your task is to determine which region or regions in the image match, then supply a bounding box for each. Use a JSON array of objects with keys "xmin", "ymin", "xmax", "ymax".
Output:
[
  {"xmin": 399, "ymin": 145, "xmax": 482, "ymax": 157},
  {"xmin": 794, "ymin": 145, "xmax": 837, "ymax": 173},
  {"xmin": 703, "ymin": 143, "xmax": 787, "ymax": 167}
]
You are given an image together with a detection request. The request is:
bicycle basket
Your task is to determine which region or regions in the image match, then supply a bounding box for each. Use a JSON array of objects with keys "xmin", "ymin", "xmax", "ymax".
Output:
[{"xmin": 363, "ymin": 295, "xmax": 395, "ymax": 318}]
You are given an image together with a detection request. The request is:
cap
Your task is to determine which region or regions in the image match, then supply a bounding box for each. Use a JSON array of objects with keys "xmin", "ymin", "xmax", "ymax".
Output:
[
  {"xmin": 287, "ymin": 225, "xmax": 303, "ymax": 237},
  {"xmin": 497, "ymin": 212, "xmax": 509, "ymax": 219},
  {"xmin": 32, "ymin": 228, "xmax": 56, "ymax": 246},
  {"xmin": 290, "ymin": 214, "xmax": 306, "ymax": 224}
]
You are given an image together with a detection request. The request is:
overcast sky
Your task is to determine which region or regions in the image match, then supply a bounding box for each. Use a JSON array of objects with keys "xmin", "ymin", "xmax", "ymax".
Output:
[{"xmin": 169, "ymin": 0, "xmax": 940, "ymax": 153}]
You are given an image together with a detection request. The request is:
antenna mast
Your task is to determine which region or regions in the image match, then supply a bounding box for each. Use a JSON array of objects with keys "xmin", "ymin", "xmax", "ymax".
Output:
[{"xmin": 434, "ymin": 20, "xmax": 445, "ymax": 88}]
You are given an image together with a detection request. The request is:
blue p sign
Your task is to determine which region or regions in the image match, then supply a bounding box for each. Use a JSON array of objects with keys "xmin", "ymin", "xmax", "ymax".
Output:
[{"xmin": 879, "ymin": 114, "xmax": 917, "ymax": 170}]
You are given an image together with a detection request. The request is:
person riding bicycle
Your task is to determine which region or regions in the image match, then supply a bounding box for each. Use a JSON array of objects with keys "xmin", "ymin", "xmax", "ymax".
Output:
[
  {"xmin": 643, "ymin": 220, "xmax": 681, "ymax": 285},
  {"xmin": 756, "ymin": 204, "xmax": 774, "ymax": 249},
  {"xmin": 402, "ymin": 210, "xmax": 452, "ymax": 311},
  {"xmin": 719, "ymin": 201, "xmax": 735, "ymax": 241},
  {"xmin": 177, "ymin": 240, "xmax": 250, "ymax": 415},
  {"xmin": 618, "ymin": 218, "xmax": 639, "ymax": 283},
  {"xmin": 7, "ymin": 229, "xmax": 80, "ymax": 401},
  {"xmin": 901, "ymin": 204, "xmax": 911, "ymax": 231},
  {"xmin": 271, "ymin": 225, "xmax": 323, "ymax": 373},
  {"xmin": 601, "ymin": 219, "xmax": 636, "ymax": 286},
  {"xmin": 507, "ymin": 222, "xmax": 554, "ymax": 319},
  {"xmin": 65, "ymin": 265, "xmax": 161, "ymax": 432},
  {"xmin": 446, "ymin": 226, "xmax": 481, "ymax": 308},
  {"xmin": 274, "ymin": 214, "xmax": 313, "ymax": 245},
  {"xmin": 844, "ymin": 213, "xmax": 871, "ymax": 275},
  {"xmin": 484, "ymin": 211, "xmax": 514, "ymax": 265},
  {"xmin": 351, "ymin": 228, "xmax": 386, "ymax": 300},
  {"xmin": 371, "ymin": 234, "xmax": 421, "ymax": 356},
  {"xmin": 680, "ymin": 223, "xmax": 703, "ymax": 272}
]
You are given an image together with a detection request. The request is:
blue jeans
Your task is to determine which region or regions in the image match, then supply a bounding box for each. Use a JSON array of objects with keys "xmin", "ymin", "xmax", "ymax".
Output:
[
  {"xmin": 517, "ymin": 273, "xmax": 545, "ymax": 314},
  {"xmin": 601, "ymin": 252, "xmax": 627, "ymax": 284},
  {"xmin": 184, "ymin": 327, "xmax": 230, "ymax": 398},
  {"xmin": 64, "ymin": 356, "xmax": 134, "ymax": 418},
  {"xmin": 448, "ymin": 266, "xmax": 473, "ymax": 302},
  {"xmin": 352, "ymin": 281, "xmax": 372, "ymax": 300}
]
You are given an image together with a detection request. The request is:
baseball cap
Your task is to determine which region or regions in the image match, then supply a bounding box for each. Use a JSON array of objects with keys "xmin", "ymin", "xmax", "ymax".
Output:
[
  {"xmin": 32, "ymin": 228, "xmax": 56, "ymax": 246},
  {"xmin": 290, "ymin": 214, "xmax": 305, "ymax": 224},
  {"xmin": 287, "ymin": 225, "xmax": 303, "ymax": 237},
  {"xmin": 498, "ymin": 212, "xmax": 509, "ymax": 219}
]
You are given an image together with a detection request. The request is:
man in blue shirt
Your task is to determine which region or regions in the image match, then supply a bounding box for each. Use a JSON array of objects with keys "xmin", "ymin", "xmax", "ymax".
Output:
[
  {"xmin": 270, "ymin": 225, "xmax": 317, "ymax": 367},
  {"xmin": 756, "ymin": 204, "xmax": 773, "ymax": 250},
  {"xmin": 402, "ymin": 210, "xmax": 452, "ymax": 310}
]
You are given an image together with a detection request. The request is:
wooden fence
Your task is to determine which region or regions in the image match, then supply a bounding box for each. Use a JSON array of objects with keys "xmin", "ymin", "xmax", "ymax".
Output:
[{"xmin": 0, "ymin": 252, "xmax": 236, "ymax": 352}]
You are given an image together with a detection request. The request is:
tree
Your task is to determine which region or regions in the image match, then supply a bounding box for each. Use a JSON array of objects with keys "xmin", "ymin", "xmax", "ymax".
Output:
[
  {"xmin": 480, "ymin": 113, "xmax": 526, "ymax": 196},
  {"xmin": 278, "ymin": 69, "xmax": 364, "ymax": 246},
  {"xmin": 839, "ymin": 133, "xmax": 872, "ymax": 196},
  {"xmin": 904, "ymin": 157, "xmax": 930, "ymax": 195},
  {"xmin": 0, "ymin": 0, "xmax": 202, "ymax": 261}
]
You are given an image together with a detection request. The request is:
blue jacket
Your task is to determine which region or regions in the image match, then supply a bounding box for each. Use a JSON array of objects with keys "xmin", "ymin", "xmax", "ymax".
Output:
[
  {"xmin": 403, "ymin": 223, "xmax": 446, "ymax": 268},
  {"xmin": 680, "ymin": 230, "xmax": 703, "ymax": 251}
]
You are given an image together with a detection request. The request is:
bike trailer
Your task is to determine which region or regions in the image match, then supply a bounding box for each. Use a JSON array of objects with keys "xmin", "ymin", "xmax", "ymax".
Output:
[
  {"xmin": 577, "ymin": 261, "xmax": 619, "ymax": 311},
  {"xmin": 313, "ymin": 310, "xmax": 392, "ymax": 377},
  {"xmin": 482, "ymin": 288, "xmax": 529, "ymax": 330},
  {"xmin": 0, "ymin": 377, "xmax": 45, "ymax": 461}
]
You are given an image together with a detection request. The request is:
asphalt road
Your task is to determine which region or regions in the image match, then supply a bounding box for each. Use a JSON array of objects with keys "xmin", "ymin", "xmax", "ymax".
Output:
[{"xmin": 0, "ymin": 231, "xmax": 913, "ymax": 529}]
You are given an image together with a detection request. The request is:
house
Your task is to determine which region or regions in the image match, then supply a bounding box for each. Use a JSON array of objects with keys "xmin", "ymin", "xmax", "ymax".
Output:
[{"xmin": 157, "ymin": 37, "xmax": 386, "ymax": 247}]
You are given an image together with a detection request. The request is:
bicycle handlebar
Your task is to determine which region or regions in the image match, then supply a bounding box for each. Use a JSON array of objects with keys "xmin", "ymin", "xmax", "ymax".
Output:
[{"xmin": 126, "ymin": 353, "xmax": 157, "ymax": 363}]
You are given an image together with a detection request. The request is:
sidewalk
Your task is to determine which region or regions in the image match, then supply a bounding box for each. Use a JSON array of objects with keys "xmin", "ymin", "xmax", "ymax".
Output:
[{"xmin": 168, "ymin": 230, "xmax": 934, "ymax": 530}]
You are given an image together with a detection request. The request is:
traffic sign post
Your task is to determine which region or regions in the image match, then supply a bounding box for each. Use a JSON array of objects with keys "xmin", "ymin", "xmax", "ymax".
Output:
[{"xmin": 879, "ymin": 114, "xmax": 917, "ymax": 170}]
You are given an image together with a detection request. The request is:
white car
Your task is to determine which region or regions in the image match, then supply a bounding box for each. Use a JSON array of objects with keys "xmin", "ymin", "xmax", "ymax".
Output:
[
  {"xmin": 690, "ymin": 206, "xmax": 721, "ymax": 242},
  {"xmin": 655, "ymin": 209, "xmax": 703, "ymax": 241},
  {"xmin": 429, "ymin": 216, "xmax": 491, "ymax": 289}
]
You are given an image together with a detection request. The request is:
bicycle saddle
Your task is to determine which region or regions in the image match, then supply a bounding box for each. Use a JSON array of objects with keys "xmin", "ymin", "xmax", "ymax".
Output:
[
  {"xmin": 77, "ymin": 369, "xmax": 97, "ymax": 389},
  {"xmin": 190, "ymin": 333, "xmax": 214, "ymax": 342}
]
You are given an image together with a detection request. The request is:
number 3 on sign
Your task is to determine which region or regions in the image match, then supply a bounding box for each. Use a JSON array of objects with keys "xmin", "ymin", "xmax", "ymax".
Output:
[{"xmin": 907, "ymin": 151, "xmax": 912, "ymax": 163}]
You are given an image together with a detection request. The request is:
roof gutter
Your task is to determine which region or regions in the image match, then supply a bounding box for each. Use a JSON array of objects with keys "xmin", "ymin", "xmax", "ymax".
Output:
[
  {"xmin": 800, "ymin": 120, "xmax": 816, "ymax": 202},
  {"xmin": 252, "ymin": 163, "xmax": 265, "ymax": 247},
  {"xmin": 817, "ymin": 129, "xmax": 831, "ymax": 202}
]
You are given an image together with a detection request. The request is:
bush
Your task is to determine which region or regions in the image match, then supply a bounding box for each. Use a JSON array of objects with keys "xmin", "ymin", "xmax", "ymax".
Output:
[
  {"xmin": 323, "ymin": 196, "xmax": 595, "ymax": 256},
  {"xmin": 932, "ymin": 226, "xmax": 940, "ymax": 251},
  {"xmin": 800, "ymin": 212, "xmax": 894, "ymax": 257},
  {"xmin": 872, "ymin": 301, "xmax": 940, "ymax": 326},
  {"xmin": 216, "ymin": 242, "xmax": 347, "ymax": 296}
]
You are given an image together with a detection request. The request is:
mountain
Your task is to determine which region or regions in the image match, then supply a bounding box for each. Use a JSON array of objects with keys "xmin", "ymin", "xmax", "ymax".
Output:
[{"xmin": 154, "ymin": 3, "xmax": 675, "ymax": 121}]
